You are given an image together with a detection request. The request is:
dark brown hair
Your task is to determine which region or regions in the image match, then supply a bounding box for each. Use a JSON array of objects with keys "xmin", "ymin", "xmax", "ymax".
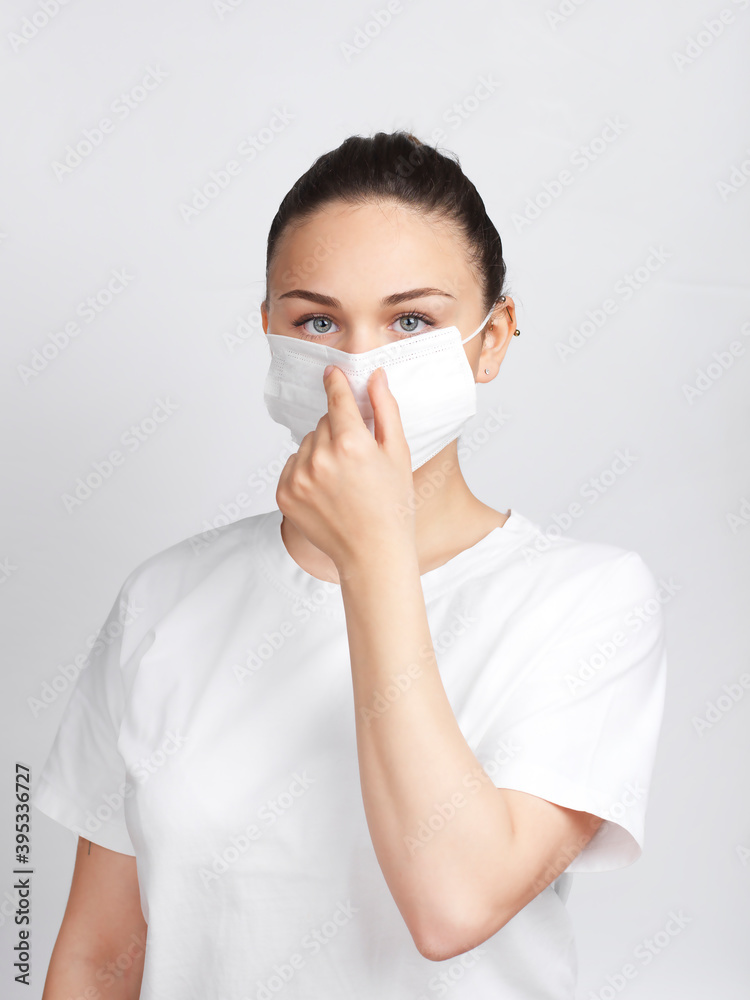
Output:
[{"xmin": 264, "ymin": 129, "xmax": 507, "ymax": 321}]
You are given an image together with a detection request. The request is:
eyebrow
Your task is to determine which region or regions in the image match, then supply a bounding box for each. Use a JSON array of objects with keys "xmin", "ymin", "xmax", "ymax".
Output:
[{"xmin": 276, "ymin": 287, "xmax": 457, "ymax": 308}]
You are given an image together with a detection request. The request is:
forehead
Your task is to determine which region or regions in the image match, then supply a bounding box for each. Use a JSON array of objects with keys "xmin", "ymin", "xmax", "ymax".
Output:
[{"xmin": 269, "ymin": 199, "xmax": 478, "ymax": 301}]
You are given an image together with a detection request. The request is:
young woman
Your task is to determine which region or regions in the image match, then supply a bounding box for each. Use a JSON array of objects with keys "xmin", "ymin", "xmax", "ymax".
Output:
[{"xmin": 34, "ymin": 130, "xmax": 667, "ymax": 1000}]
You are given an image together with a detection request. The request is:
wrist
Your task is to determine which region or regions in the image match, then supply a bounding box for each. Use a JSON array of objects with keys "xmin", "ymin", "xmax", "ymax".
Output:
[{"xmin": 336, "ymin": 531, "xmax": 419, "ymax": 585}]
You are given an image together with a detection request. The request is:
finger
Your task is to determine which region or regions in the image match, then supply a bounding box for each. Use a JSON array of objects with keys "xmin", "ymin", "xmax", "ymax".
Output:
[
  {"xmin": 276, "ymin": 449, "xmax": 298, "ymax": 494},
  {"xmin": 368, "ymin": 367, "xmax": 409, "ymax": 453},
  {"xmin": 310, "ymin": 411, "xmax": 332, "ymax": 449},
  {"xmin": 296, "ymin": 407, "xmax": 332, "ymax": 455},
  {"xmin": 323, "ymin": 365, "xmax": 367, "ymax": 439}
]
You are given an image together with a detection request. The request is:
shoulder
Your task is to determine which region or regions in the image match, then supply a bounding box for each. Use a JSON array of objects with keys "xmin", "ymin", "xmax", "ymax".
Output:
[
  {"xmin": 114, "ymin": 510, "xmax": 278, "ymax": 655},
  {"xmin": 503, "ymin": 509, "xmax": 663, "ymax": 623},
  {"xmin": 121, "ymin": 508, "xmax": 279, "ymax": 594}
]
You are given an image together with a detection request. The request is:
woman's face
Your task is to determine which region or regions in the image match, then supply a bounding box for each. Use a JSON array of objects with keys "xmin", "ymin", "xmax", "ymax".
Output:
[{"xmin": 262, "ymin": 198, "xmax": 509, "ymax": 376}]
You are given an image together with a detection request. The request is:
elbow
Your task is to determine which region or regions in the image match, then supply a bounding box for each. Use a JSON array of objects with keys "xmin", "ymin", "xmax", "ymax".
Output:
[
  {"xmin": 411, "ymin": 905, "xmax": 506, "ymax": 963},
  {"xmin": 412, "ymin": 924, "xmax": 451, "ymax": 963}
]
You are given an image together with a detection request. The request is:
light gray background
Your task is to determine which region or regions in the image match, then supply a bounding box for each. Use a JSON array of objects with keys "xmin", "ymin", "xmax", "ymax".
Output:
[{"xmin": 2, "ymin": 0, "xmax": 749, "ymax": 996}]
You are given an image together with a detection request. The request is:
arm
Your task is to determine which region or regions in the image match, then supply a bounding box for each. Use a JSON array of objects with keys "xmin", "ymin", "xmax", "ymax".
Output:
[
  {"xmin": 340, "ymin": 543, "xmax": 603, "ymax": 962},
  {"xmin": 41, "ymin": 837, "xmax": 147, "ymax": 1000},
  {"xmin": 275, "ymin": 365, "xmax": 603, "ymax": 962}
]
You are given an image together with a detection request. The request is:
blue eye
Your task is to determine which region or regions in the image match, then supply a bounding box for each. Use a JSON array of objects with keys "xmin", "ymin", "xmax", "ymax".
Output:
[
  {"xmin": 291, "ymin": 315, "xmax": 340, "ymax": 339},
  {"xmin": 392, "ymin": 312, "xmax": 431, "ymax": 337},
  {"xmin": 289, "ymin": 310, "xmax": 435, "ymax": 340}
]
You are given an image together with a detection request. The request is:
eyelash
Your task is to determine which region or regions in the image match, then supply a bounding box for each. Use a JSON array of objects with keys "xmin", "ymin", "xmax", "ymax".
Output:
[{"xmin": 291, "ymin": 311, "xmax": 434, "ymax": 340}]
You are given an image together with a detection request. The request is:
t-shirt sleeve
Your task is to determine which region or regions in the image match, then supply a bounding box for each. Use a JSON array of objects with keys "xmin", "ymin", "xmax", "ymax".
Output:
[
  {"xmin": 32, "ymin": 571, "xmax": 142, "ymax": 856},
  {"xmin": 474, "ymin": 549, "xmax": 668, "ymax": 874}
]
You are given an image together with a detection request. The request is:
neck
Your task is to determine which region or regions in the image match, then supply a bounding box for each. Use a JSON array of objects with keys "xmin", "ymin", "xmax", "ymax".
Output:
[{"xmin": 279, "ymin": 442, "xmax": 509, "ymax": 584}]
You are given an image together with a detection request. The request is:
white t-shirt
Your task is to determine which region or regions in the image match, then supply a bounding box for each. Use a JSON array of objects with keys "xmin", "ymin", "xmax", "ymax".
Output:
[{"xmin": 33, "ymin": 505, "xmax": 667, "ymax": 1000}]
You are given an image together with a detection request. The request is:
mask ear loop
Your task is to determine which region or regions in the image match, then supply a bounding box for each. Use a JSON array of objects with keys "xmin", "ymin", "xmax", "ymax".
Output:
[{"xmin": 460, "ymin": 299, "xmax": 504, "ymax": 345}]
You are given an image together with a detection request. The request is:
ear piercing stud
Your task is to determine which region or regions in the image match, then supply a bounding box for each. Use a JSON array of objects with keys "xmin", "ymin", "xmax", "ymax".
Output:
[{"xmin": 485, "ymin": 299, "xmax": 519, "ymax": 375}]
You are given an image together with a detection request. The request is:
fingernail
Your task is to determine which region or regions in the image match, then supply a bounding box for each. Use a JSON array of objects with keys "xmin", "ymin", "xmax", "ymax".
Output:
[{"xmin": 324, "ymin": 365, "xmax": 334, "ymax": 377}]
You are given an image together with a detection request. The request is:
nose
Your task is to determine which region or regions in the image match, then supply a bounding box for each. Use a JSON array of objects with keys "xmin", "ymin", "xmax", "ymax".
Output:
[
  {"xmin": 336, "ymin": 328, "xmax": 390, "ymax": 354},
  {"xmin": 305, "ymin": 326, "xmax": 405, "ymax": 355}
]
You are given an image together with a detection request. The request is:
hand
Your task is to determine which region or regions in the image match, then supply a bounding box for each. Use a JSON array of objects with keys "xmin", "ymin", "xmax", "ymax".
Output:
[{"xmin": 275, "ymin": 365, "xmax": 417, "ymax": 577}]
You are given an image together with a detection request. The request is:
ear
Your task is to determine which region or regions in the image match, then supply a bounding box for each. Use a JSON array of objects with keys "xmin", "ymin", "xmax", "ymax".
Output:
[{"xmin": 477, "ymin": 297, "xmax": 517, "ymax": 382}]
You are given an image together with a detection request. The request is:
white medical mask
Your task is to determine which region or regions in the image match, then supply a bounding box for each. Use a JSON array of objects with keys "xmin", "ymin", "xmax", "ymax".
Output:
[{"xmin": 263, "ymin": 306, "xmax": 495, "ymax": 472}]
